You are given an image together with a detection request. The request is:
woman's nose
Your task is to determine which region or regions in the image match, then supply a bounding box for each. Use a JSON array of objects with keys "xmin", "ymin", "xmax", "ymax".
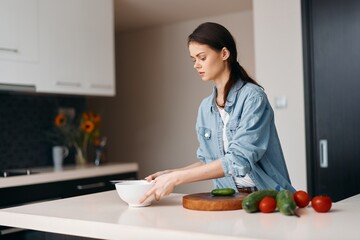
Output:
[{"xmin": 193, "ymin": 61, "xmax": 200, "ymax": 69}]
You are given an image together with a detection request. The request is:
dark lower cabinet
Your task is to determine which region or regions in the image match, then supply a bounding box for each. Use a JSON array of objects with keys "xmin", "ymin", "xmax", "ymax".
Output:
[
  {"xmin": 0, "ymin": 230, "xmax": 101, "ymax": 240},
  {"xmin": 0, "ymin": 172, "xmax": 137, "ymax": 208},
  {"xmin": 0, "ymin": 171, "xmax": 137, "ymax": 239}
]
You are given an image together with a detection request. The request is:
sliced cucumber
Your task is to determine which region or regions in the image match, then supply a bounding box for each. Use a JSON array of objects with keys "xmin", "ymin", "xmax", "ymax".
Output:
[{"xmin": 211, "ymin": 188, "xmax": 236, "ymax": 196}]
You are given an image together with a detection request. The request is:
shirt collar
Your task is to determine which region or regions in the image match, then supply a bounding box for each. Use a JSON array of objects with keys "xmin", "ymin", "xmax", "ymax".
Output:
[{"xmin": 210, "ymin": 79, "xmax": 246, "ymax": 113}]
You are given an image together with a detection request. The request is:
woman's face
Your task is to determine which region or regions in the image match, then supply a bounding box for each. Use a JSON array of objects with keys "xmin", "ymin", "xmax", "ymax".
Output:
[{"xmin": 189, "ymin": 42, "xmax": 229, "ymax": 82}]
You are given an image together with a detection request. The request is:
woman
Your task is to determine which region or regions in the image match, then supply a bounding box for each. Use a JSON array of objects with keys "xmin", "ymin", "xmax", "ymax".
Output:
[{"xmin": 140, "ymin": 22, "xmax": 295, "ymax": 204}]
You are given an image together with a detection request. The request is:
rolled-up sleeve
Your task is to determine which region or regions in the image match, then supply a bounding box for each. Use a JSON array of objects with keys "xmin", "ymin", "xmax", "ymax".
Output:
[{"xmin": 220, "ymin": 95, "xmax": 272, "ymax": 178}]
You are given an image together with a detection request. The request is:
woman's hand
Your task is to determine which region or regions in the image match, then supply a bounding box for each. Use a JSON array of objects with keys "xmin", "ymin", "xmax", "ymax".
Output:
[
  {"xmin": 139, "ymin": 161, "xmax": 219, "ymax": 204},
  {"xmin": 144, "ymin": 169, "xmax": 172, "ymax": 182},
  {"xmin": 139, "ymin": 171, "xmax": 179, "ymax": 203}
]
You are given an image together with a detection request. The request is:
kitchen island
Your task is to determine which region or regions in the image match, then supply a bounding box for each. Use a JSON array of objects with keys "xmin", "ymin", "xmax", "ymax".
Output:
[{"xmin": 0, "ymin": 190, "xmax": 359, "ymax": 240}]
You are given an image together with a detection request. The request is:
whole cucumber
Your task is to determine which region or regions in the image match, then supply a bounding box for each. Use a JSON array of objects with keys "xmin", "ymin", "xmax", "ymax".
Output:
[
  {"xmin": 242, "ymin": 189, "xmax": 278, "ymax": 213},
  {"xmin": 276, "ymin": 190, "xmax": 299, "ymax": 217},
  {"xmin": 211, "ymin": 188, "xmax": 235, "ymax": 196}
]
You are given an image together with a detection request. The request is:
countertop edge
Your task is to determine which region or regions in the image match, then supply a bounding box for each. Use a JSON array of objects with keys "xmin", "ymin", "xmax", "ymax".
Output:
[
  {"xmin": 0, "ymin": 210, "xmax": 257, "ymax": 240},
  {"xmin": 0, "ymin": 162, "xmax": 138, "ymax": 188}
]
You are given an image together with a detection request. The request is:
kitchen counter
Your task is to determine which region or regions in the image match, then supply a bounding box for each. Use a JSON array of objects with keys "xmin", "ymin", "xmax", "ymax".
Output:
[
  {"xmin": 0, "ymin": 191, "xmax": 359, "ymax": 240},
  {"xmin": 0, "ymin": 163, "xmax": 138, "ymax": 188}
]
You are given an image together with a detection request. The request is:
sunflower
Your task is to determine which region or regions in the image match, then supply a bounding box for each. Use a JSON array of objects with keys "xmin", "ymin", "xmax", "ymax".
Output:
[
  {"xmin": 82, "ymin": 112, "xmax": 89, "ymax": 120},
  {"xmin": 55, "ymin": 114, "xmax": 66, "ymax": 127},
  {"xmin": 92, "ymin": 114, "xmax": 101, "ymax": 124},
  {"xmin": 81, "ymin": 120, "xmax": 95, "ymax": 133}
]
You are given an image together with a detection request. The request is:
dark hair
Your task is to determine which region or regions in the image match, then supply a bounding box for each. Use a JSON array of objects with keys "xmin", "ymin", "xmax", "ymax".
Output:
[{"xmin": 188, "ymin": 22, "xmax": 262, "ymax": 107}]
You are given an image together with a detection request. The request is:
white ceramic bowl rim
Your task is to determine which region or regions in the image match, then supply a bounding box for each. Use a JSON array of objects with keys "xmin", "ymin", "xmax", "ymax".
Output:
[{"xmin": 115, "ymin": 180, "xmax": 152, "ymax": 186}]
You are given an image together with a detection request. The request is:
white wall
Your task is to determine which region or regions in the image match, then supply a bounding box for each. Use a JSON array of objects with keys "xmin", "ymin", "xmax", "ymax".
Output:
[
  {"xmin": 89, "ymin": 8, "xmax": 255, "ymax": 194},
  {"xmin": 89, "ymin": 0, "xmax": 307, "ymax": 193},
  {"xmin": 252, "ymin": 0, "xmax": 306, "ymax": 190}
]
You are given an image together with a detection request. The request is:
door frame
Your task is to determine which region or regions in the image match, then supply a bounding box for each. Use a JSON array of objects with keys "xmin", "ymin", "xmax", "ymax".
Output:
[{"xmin": 301, "ymin": 0, "xmax": 317, "ymax": 197}]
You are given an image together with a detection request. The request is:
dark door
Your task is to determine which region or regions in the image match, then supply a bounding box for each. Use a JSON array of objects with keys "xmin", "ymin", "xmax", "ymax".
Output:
[{"xmin": 302, "ymin": 0, "xmax": 360, "ymax": 202}]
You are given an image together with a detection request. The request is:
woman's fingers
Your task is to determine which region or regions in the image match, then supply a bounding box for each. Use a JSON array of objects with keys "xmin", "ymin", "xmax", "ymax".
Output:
[
  {"xmin": 144, "ymin": 176, "xmax": 153, "ymax": 182},
  {"xmin": 144, "ymin": 172, "xmax": 161, "ymax": 182},
  {"xmin": 140, "ymin": 172, "xmax": 176, "ymax": 204},
  {"xmin": 144, "ymin": 172, "xmax": 161, "ymax": 181},
  {"xmin": 139, "ymin": 186, "xmax": 156, "ymax": 203}
]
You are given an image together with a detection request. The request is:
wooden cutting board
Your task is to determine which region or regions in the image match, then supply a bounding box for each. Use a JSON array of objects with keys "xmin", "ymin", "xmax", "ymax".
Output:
[{"xmin": 182, "ymin": 192, "xmax": 249, "ymax": 211}]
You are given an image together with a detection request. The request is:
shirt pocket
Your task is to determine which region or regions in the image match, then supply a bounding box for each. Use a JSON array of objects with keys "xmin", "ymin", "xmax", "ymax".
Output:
[
  {"xmin": 198, "ymin": 127, "xmax": 212, "ymax": 140},
  {"xmin": 197, "ymin": 127, "xmax": 214, "ymax": 160}
]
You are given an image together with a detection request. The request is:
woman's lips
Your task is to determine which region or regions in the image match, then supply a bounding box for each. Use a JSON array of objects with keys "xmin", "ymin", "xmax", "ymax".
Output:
[{"xmin": 199, "ymin": 72, "xmax": 205, "ymax": 76}]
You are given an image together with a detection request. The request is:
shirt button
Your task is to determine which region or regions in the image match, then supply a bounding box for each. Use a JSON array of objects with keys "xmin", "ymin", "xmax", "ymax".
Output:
[{"xmin": 204, "ymin": 133, "xmax": 210, "ymax": 138}]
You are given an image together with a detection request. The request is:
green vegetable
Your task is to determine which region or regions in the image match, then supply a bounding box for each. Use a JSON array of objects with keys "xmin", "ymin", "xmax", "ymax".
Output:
[
  {"xmin": 242, "ymin": 189, "xmax": 278, "ymax": 213},
  {"xmin": 211, "ymin": 188, "xmax": 236, "ymax": 196},
  {"xmin": 276, "ymin": 190, "xmax": 299, "ymax": 217}
]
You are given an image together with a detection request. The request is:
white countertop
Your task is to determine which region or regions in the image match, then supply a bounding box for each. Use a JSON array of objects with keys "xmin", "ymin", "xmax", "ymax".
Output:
[
  {"xmin": 0, "ymin": 163, "xmax": 138, "ymax": 188},
  {"xmin": 0, "ymin": 190, "xmax": 359, "ymax": 240}
]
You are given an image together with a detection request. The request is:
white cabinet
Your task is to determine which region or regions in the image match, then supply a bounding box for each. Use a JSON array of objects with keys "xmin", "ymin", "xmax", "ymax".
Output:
[
  {"xmin": 0, "ymin": 0, "xmax": 115, "ymax": 96},
  {"xmin": 37, "ymin": 0, "xmax": 115, "ymax": 96},
  {"xmin": 0, "ymin": 0, "xmax": 38, "ymax": 62},
  {"xmin": 0, "ymin": 0, "xmax": 39, "ymax": 89}
]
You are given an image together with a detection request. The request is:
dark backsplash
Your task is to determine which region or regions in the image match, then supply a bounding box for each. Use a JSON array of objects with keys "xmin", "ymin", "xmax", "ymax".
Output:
[{"xmin": 0, "ymin": 92, "xmax": 86, "ymax": 169}]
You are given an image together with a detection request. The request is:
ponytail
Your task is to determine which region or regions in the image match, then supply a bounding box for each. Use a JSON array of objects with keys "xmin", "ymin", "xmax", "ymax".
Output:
[{"xmin": 220, "ymin": 62, "xmax": 262, "ymax": 108}]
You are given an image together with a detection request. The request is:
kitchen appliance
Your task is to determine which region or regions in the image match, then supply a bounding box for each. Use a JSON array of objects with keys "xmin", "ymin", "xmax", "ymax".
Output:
[{"xmin": 182, "ymin": 192, "xmax": 248, "ymax": 211}]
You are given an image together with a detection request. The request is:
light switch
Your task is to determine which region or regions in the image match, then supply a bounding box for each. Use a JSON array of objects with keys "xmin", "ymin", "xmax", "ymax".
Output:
[{"xmin": 274, "ymin": 96, "xmax": 287, "ymax": 109}]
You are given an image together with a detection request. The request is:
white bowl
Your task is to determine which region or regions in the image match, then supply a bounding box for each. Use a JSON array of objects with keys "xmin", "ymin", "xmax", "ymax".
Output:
[{"xmin": 115, "ymin": 180, "xmax": 155, "ymax": 207}]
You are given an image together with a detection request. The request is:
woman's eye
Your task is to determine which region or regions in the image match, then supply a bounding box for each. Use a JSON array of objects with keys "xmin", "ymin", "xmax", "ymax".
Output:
[{"xmin": 191, "ymin": 56, "xmax": 206, "ymax": 63}]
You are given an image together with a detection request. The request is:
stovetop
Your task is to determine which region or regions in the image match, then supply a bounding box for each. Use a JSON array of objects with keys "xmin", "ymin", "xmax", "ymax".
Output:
[{"xmin": 0, "ymin": 169, "xmax": 38, "ymax": 178}]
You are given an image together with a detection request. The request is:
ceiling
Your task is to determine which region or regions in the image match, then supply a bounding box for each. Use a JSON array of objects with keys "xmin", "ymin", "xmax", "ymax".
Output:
[{"xmin": 114, "ymin": 0, "xmax": 252, "ymax": 33}]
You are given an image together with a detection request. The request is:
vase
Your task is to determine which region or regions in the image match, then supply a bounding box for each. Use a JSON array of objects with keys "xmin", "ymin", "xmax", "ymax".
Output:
[{"xmin": 75, "ymin": 147, "xmax": 87, "ymax": 166}]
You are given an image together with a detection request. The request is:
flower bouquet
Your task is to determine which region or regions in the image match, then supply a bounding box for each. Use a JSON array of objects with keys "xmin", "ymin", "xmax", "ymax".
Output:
[{"xmin": 53, "ymin": 111, "xmax": 102, "ymax": 165}]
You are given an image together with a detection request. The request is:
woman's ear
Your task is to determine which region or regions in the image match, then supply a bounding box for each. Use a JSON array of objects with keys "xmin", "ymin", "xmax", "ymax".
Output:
[{"xmin": 221, "ymin": 47, "xmax": 230, "ymax": 60}]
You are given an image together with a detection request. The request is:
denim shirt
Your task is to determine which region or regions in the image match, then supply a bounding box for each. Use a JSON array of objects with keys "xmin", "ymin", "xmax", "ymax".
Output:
[{"xmin": 195, "ymin": 79, "xmax": 295, "ymax": 192}]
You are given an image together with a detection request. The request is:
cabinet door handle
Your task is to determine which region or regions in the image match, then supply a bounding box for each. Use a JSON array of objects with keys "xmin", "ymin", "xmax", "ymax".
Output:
[
  {"xmin": 0, "ymin": 83, "xmax": 35, "ymax": 92},
  {"xmin": 90, "ymin": 84, "xmax": 113, "ymax": 89},
  {"xmin": 77, "ymin": 182, "xmax": 106, "ymax": 190},
  {"xmin": 56, "ymin": 81, "xmax": 81, "ymax": 87},
  {"xmin": 0, "ymin": 227, "xmax": 26, "ymax": 235},
  {"xmin": 319, "ymin": 139, "xmax": 328, "ymax": 168},
  {"xmin": 0, "ymin": 47, "xmax": 19, "ymax": 53}
]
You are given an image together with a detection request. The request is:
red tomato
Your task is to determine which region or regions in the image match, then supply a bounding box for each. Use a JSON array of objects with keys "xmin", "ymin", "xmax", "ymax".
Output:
[
  {"xmin": 311, "ymin": 195, "xmax": 332, "ymax": 213},
  {"xmin": 259, "ymin": 197, "xmax": 277, "ymax": 213},
  {"xmin": 293, "ymin": 190, "xmax": 310, "ymax": 208}
]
